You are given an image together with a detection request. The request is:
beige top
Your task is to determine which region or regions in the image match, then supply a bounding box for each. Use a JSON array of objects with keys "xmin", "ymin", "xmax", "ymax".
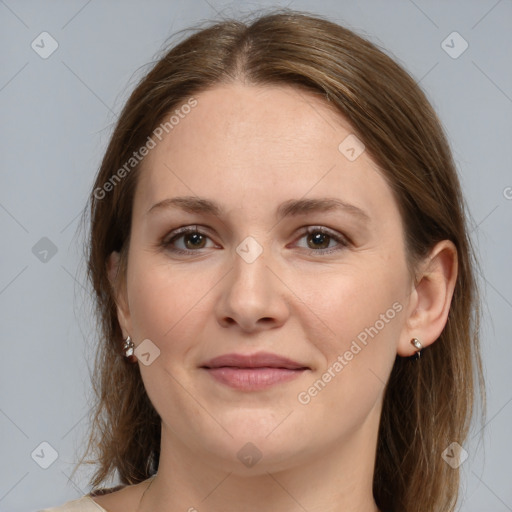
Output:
[{"xmin": 39, "ymin": 495, "xmax": 108, "ymax": 511}]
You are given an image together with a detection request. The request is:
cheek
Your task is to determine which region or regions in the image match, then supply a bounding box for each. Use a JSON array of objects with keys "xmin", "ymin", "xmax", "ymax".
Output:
[
  {"xmin": 126, "ymin": 254, "xmax": 218, "ymax": 361},
  {"xmin": 127, "ymin": 255, "xmax": 178, "ymax": 335},
  {"xmin": 300, "ymin": 264, "xmax": 405, "ymax": 350},
  {"xmin": 129, "ymin": 273, "xmax": 179, "ymax": 341},
  {"xmin": 296, "ymin": 261, "xmax": 406, "ymax": 404}
]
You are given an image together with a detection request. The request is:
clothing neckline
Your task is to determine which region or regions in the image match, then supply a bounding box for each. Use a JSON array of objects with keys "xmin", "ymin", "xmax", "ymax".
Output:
[
  {"xmin": 83, "ymin": 475, "xmax": 156, "ymax": 511},
  {"xmin": 84, "ymin": 495, "xmax": 109, "ymax": 511}
]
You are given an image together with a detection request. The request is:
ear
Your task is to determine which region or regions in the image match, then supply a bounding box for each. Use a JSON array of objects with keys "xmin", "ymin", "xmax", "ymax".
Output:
[
  {"xmin": 397, "ymin": 240, "xmax": 458, "ymax": 357},
  {"xmin": 107, "ymin": 251, "xmax": 132, "ymax": 339}
]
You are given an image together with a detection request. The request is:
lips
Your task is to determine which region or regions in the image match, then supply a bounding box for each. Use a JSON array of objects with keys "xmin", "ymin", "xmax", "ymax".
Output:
[
  {"xmin": 200, "ymin": 352, "xmax": 309, "ymax": 370},
  {"xmin": 200, "ymin": 352, "xmax": 309, "ymax": 391}
]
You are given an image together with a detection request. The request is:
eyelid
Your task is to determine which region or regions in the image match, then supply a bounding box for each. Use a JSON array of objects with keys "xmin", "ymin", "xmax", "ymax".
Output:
[
  {"xmin": 161, "ymin": 225, "xmax": 218, "ymax": 252},
  {"xmin": 293, "ymin": 226, "xmax": 350, "ymax": 254},
  {"xmin": 161, "ymin": 224, "xmax": 350, "ymax": 255}
]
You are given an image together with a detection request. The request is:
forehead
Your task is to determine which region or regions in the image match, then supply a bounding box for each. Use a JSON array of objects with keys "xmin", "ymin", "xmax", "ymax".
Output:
[
  {"xmin": 134, "ymin": 83, "xmax": 397, "ymax": 222},
  {"xmin": 147, "ymin": 83, "xmax": 354, "ymax": 164}
]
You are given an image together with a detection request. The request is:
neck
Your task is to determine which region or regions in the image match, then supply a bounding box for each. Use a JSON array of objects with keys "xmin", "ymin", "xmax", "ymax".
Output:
[{"xmin": 139, "ymin": 408, "xmax": 381, "ymax": 512}]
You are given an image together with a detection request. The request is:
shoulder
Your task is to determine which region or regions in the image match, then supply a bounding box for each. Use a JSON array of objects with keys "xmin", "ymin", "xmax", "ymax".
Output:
[
  {"xmin": 40, "ymin": 477, "xmax": 153, "ymax": 512},
  {"xmin": 39, "ymin": 495, "xmax": 107, "ymax": 511}
]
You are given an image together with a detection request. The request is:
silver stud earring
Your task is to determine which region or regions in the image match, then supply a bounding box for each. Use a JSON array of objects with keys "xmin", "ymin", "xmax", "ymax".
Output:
[
  {"xmin": 410, "ymin": 337, "xmax": 423, "ymax": 358},
  {"xmin": 122, "ymin": 336, "xmax": 137, "ymax": 363}
]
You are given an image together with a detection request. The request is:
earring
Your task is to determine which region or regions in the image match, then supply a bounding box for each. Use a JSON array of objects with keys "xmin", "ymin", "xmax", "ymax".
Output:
[
  {"xmin": 122, "ymin": 336, "xmax": 137, "ymax": 363},
  {"xmin": 410, "ymin": 337, "xmax": 423, "ymax": 359}
]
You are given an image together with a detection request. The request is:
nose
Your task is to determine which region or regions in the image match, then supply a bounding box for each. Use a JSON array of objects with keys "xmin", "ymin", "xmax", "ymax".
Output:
[{"xmin": 214, "ymin": 241, "xmax": 290, "ymax": 333}]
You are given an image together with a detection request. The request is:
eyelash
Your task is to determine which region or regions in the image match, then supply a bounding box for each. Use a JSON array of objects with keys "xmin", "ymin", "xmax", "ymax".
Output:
[{"xmin": 161, "ymin": 225, "xmax": 349, "ymax": 256}]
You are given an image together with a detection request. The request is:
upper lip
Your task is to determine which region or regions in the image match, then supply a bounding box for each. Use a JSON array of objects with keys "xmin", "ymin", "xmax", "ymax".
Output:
[{"xmin": 200, "ymin": 352, "xmax": 309, "ymax": 370}]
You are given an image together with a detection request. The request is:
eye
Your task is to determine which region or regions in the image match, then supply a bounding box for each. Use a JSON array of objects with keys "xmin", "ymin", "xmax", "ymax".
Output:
[
  {"xmin": 294, "ymin": 226, "xmax": 349, "ymax": 255},
  {"xmin": 162, "ymin": 225, "xmax": 217, "ymax": 254},
  {"xmin": 162, "ymin": 225, "xmax": 349, "ymax": 256}
]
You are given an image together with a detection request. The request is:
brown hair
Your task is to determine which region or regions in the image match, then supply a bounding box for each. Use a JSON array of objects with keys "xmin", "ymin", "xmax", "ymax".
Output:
[{"xmin": 74, "ymin": 10, "xmax": 484, "ymax": 512}]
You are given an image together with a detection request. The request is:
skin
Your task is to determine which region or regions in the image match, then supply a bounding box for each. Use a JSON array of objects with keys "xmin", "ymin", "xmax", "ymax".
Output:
[{"xmin": 95, "ymin": 83, "xmax": 457, "ymax": 512}]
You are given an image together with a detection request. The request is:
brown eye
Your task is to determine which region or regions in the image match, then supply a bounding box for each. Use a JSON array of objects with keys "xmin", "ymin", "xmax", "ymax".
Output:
[
  {"xmin": 307, "ymin": 231, "xmax": 331, "ymax": 250},
  {"xmin": 295, "ymin": 227, "xmax": 348, "ymax": 255},
  {"xmin": 182, "ymin": 232, "xmax": 207, "ymax": 249},
  {"xmin": 163, "ymin": 226, "xmax": 215, "ymax": 254}
]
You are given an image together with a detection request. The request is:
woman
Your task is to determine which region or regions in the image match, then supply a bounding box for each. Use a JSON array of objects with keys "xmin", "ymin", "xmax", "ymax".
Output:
[{"xmin": 42, "ymin": 9, "xmax": 484, "ymax": 512}]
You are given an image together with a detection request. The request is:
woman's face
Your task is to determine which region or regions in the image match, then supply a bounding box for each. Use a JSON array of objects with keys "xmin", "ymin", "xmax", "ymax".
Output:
[{"xmin": 113, "ymin": 83, "xmax": 415, "ymax": 473}]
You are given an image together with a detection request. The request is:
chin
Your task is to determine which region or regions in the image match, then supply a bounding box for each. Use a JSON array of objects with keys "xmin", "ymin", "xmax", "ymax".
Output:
[{"xmin": 192, "ymin": 413, "xmax": 317, "ymax": 474}]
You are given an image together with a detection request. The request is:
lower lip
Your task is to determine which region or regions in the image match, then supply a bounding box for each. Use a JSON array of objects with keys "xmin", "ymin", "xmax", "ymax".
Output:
[{"xmin": 203, "ymin": 367, "xmax": 307, "ymax": 391}]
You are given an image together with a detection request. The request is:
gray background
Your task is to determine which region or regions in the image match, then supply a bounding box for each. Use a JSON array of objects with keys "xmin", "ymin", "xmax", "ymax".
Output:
[{"xmin": 0, "ymin": 1, "xmax": 511, "ymax": 511}]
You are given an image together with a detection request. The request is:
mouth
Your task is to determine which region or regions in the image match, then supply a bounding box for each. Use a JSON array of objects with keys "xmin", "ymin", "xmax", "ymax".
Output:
[{"xmin": 200, "ymin": 352, "xmax": 310, "ymax": 391}]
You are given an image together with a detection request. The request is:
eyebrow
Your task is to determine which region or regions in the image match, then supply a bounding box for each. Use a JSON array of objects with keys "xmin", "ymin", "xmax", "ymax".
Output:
[{"xmin": 146, "ymin": 196, "xmax": 370, "ymax": 223}]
